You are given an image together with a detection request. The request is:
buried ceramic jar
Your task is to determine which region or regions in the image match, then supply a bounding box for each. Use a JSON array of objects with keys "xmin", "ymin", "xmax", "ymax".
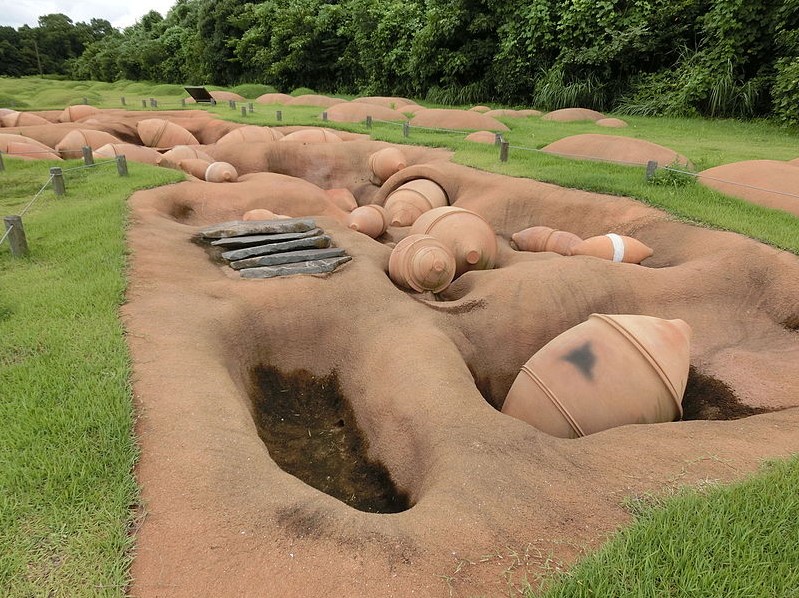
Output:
[
  {"xmin": 383, "ymin": 179, "xmax": 448, "ymax": 227},
  {"xmin": 205, "ymin": 161, "xmax": 239, "ymax": 183},
  {"xmin": 502, "ymin": 314, "xmax": 691, "ymax": 438},
  {"xmin": 388, "ymin": 234, "xmax": 457, "ymax": 293},
  {"xmin": 512, "ymin": 226, "xmax": 582, "ymax": 256},
  {"xmin": 571, "ymin": 233, "xmax": 653, "ymax": 264},
  {"xmin": 347, "ymin": 204, "xmax": 389, "ymax": 238},
  {"xmin": 410, "ymin": 206, "xmax": 497, "ymax": 277},
  {"xmin": 137, "ymin": 118, "xmax": 199, "ymax": 148},
  {"xmin": 368, "ymin": 147, "xmax": 407, "ymax": 184}
]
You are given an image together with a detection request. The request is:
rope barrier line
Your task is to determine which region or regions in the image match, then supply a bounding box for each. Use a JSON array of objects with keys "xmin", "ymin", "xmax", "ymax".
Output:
[
  {"xmin": 661, "ymin": 166, "xmax": 799, "ymax": 200},
  {"xmin": 507, "ymin": 144, "xmax": 651, "ymax": 167},
  {"xmin": 0, "ymin": 224, "xmax": 13, "ymax": 247},
  {"xmin": 61, "ymin": 159, "xmax": 118, "ymax": 173},
  {"xmin": 0, "ymin": 174, "xmax": 53, "ymax": 249},
  {"xmin": 370, "ymin": 118, "xmax": 472, "ymax": 134}
]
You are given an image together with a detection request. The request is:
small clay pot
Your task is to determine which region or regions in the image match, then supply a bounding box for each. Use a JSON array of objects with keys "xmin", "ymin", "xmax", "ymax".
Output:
[
  {"xmin": 178, "ymin": 158, "xmax": 212, "ymax": 180},
  {"xmin": 388, "ymin": 234, "xmax": 457, "ymax": 293},
  {"xmin": 410, "ymin": 206, "xmax": 497, "ymax": 276},
  {"xmin": 137, "ymin": 119, "xmax": 199, "ymax": 148},
  {"xmin": 368, "ymin": 147, "xmax": 407, "ymax": 184},
  {"xmin": 279, "ymin": 129, "xmax": 342, "ymax": 143},
  {"xmin": 216, "ymin": 125, "xmax": 284, "ymax": 145},
  {"xmin": 502, "ymin": 314, "xmax": 691, "ymax": 438},
  {"xmin": 571, "ymin": 234, "xmax": 653, "ymax": 264},
  {"xmin": 512, "ymin": 226, "xmax": 582, "ymax": 256},
  {"xmin": 1, "ymin": 112, "xmax": 51, "ymax": 127},
  {"xmin": 325, "ymin": 188, "xmax": 358, "ymax": 212},
  {"xmin": 58, "ymin": 105, "xmax": 100, "ymax": 122},
  {"xmin": 383, "ymin": 179, "xmax": 448, "ymax": 227},
  {"xmin": 94, "ymin": 143, "xmax": 162, "ymax": 165},
  {"xmin": 55, "ymin": 129, "xmax": 122, "ymax": 159},
  {"xmin": 347, "ymin": 204, "xmax": 389, "ymax": 238},
  {"xmin": 205, "ymin": 161, "xmax": 239, "ymax": 183},
  {"xmin": 159, "ymin": 145, "xmax": 215, "ymax": 167}
]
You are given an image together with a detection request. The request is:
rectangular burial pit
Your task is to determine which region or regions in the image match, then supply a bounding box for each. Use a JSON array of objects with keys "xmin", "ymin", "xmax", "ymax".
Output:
[{"xmin": 248, "ymin": 365, "xmax": 411, "ymax": 514}]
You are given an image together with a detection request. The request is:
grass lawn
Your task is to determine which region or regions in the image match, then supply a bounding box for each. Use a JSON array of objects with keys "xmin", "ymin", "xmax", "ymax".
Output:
[{"xmin": 1, "ymin": 78, "xmax": 798, "ymax": 596}]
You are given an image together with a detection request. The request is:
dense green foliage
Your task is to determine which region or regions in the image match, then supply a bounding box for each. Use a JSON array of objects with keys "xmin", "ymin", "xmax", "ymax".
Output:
[{"xmin": 3, "ymin": 1, "xmax": 798, "ymax": 122}]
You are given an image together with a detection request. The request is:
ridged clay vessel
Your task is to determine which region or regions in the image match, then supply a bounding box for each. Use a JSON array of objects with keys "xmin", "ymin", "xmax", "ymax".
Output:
[
  {"xmin": 502, "ymin": 314, "xmax": 691, "ymax": 438},
  {"xmin": 388, "ymin": 234, "xmax": 457, "ymax": 293},
  {"xmin": 383, "ymin": 179, "xmax": 448, "ymax": 227},
  {"xmin": 368, "ymin": 147, "xmax": 407, "ymax": 184},
  {"xmin": 137, "ymin": 119, "xmax": 199, "ymax": 148},
  {"xmin": 58, "ymin": 105, "xmax": 100, "ymax": 122},
  {"xmin": 410, "ymin": 206, "xmax": 497, "ymax": 277},
  {"xmin": 512, "ymin": 226, "xmax": 582, "ymax": 256},
  {"xmin": 55, "ymin": 129, "xmax": 122, "ymax": 159},
  {"xmin": 5, "ymin": 141, "xmax": 62, "ymax": 160},
  {"xmin": 205, "ymin": 161, "xmax": 239, "ymax": 183},
  {"xmin": 217, "ymin": 126, "xmax": 284, "ymax": 145},
  {"xmin": 159, "ymin": 145, "xmax": 215, "ymax": 166},
  {"xmin": 1, "ymin": 112, "xmax": 51, "ymax": 127},
  {"xmin": 279, "ymin": 129, "xmax": 342, "ymax": 143},
  {"xmin": 178, "ymin": 158, "xmax": 212, "ymax": 180},
  {"xmin": 94, "ymin": 143, "xmax": 163, "ymax": 165},
  {"xmin": 571, "ymin": 234, "xmax": 653, "ymax": 264},
  {"xmin": 347, "ymin": 204, "xmax": 389, "ymax": 238}
]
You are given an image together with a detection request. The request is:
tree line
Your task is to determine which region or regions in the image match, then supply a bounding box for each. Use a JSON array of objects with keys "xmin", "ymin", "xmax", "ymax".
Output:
[{"xmin": 2, "ymin": 0, "xmax": 798, "ymax": 125}]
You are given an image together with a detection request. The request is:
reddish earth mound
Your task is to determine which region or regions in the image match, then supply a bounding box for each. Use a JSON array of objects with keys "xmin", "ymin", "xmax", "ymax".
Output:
[
  {"xmin": 543, "ymin": 108, "xmax": 605, "ymax": 122},
  {"xmin": 288, "ymin": 95, "xmax": 346, "ymax": 108},
  {"xmin": 542, "ymin": 134, "xmax": 690, "ymax": 166},
  {"xmin": 596, "ymin": 117, "xmax": 628, "ymax": 128},
  {"xmin": 410, "ymin": 109, "xmax": 509, "ymax": 131},
  {"xmin": 256, "ymin": 93, "xmax": 293, "ymax": 104},
  {"xmin": 484, "ymin": 109, "xmax": 524, "ymax": 119},
  {"xmin": 698, "ymin": 160, "xmax": 799, "ymax": 218},
  {"xmin": 465, "ymin": 130, "xmax": 498, "ymax": 144},
  {"xmin": 352, "ymin": 96, "xmax": 416, "ymax": 109},
  {"xmin": 325, "ymin": 102, "xmax": 406, "ymax": 123},
  {"xmin": 125, "ymin": 135, "xmax": 799, "ymax": 596}
]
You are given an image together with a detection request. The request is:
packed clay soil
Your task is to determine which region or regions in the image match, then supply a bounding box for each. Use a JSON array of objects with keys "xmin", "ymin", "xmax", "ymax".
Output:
[
  {"xmin": 122, "ymin": 131, "xmax": 799, "ymax": 596},
  {"xmin": 542, "ymin": 134, "xmax": 690, "ymax": 166},
  {"xmin": 699, "ymin": 160, "xmax": 799, "ymax": 217}
]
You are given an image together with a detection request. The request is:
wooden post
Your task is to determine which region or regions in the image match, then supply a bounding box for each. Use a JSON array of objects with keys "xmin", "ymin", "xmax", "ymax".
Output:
[
  {"xmin": 152, "ymin": 98, "xmax": 158, "ymax": 108},
  {"xmin": 116, "ymin": 155, "xmax": 128, "ymax": 177},
  {"xmin": 82, "ymin": 146, "xmax": 94, "ymax": 165},
  {"xmin": 495, "ymin": 133, "xmax": 502, "ymax": 146},
  {"xmin": 180, "ymin": 98, "xmax": 186, "ymax": 107},
  {"xmin": 82, "ymin": 97, "xmax": 88, "ymax": 105},
  {"xmin": 229, "ymin": 100, "xmax": 236, "ymax": 109},
  {"xmin": 211, "ymin": 98, "xmax": 217, "ymax": 106},
  {"xmin": 646, "ymin": 160, "xmax": 658, "ymax": 181},
  {"xmin": 0, "ymin": 151, "xmax": 5, "ymax": 172},
  {"xmin": 3, "ymin": 215, "xmax": 29, "ymax": 257},
  {"xmin": 322, "ymin": 111, "xmax": 328, "ymax": 122},
  {"xmin": 276, "ymin": 110, "xmax": 282, "ymax": 122},
  {"xmin": 121, "ymin": 96, "xmax": 126, "ymax": 106},
  {"xmin": 141, "ymin": 99, "xmax": 147, "ymax": 108},
  {"xmin": 50, "ymin": 167, "xmax": 65, "ymax": 195},
  {"xmin": 248, "ymin": 102, "xmax": 254, "ymax": 113},
  {"xmin": 500, "ymin": 141, "xmax": 509, "ymax": 162},
  {"xmin": 403, "ymin": 121, "xmax": 410, "ymax": 138},
  {"xmin": 241, "ymin": 106, "xmax": 247, "ymax": 117},
  {"xmin": 366, "ymin": 115, "xmax": 372, "ymax": 129}
]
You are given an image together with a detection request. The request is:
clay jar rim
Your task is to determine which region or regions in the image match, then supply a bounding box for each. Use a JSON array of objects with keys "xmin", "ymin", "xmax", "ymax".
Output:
[
  {"xmin": 401, "ymin": 235, "xmax": 456, "ymax": 293},
  {"xmin": 374, "ymin": 165, "xmax": 453, "ymax": 206},
  {"xmin": 590, "ymin": 314, "xmax": 687, "ymax": 416},
  {"xmin": 416, "ymin": 207, "xmax": 487, "ymax": 265}
]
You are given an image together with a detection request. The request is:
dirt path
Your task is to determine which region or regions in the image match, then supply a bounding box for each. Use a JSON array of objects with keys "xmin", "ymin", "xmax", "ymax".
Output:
[{"xmin": 125, "ymin": 143, "xmax": 799, "ymax": 597}]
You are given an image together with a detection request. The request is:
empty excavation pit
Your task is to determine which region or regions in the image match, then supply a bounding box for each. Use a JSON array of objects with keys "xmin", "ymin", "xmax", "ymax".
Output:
[{"xmin": 111, "ymin": 123, "xmax": 799, "ymax": 596}]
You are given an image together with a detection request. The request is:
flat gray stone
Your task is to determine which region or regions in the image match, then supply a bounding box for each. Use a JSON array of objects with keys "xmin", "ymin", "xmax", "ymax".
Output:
[
  {"xmin": 197, "ymin": 218, "xmax": 316, "ymax": 239},
  {"xmin": 210, "ymin": 228, "xmax": 323, "ymax": 247},
  {"xmin": 239, "ymin": 256, "xmax": 352, "ymax": 279},
  {"xmin": 221, "ymin": 235, "xmax": 331, "ymax": 261},
  {"xmin": 230, "ymin": 247, "xmax": 346, "ymax": 270}
]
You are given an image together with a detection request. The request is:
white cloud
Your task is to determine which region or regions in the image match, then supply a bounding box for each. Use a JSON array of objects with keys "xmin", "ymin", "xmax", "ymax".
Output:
[{"xmin": 0, "ymin": 0, "xmax": 175, "ymax": 30}]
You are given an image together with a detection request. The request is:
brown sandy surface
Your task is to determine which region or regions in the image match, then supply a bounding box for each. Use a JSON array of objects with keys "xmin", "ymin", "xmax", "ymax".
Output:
[
  {"xmin": 699, "ymin": 160, "xmax": 799, "ymax": 218},
  {"xmin": 125, "ymin": 139, "xmax": 799, "ymax": 597},
  {"xmin": 542, "ymin": 133, "xmax": 690, "ymax": 166}
]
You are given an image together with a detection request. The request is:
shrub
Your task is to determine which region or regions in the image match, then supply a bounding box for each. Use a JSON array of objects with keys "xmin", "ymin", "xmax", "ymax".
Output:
[
  {"xmin": 772, "ymin": 57, "xmax": 799, "ymax": 127},
  {"xmin": 290, "ymin": 87, "xmax": 316, "ymax": 96},
  {"xmin": 230, "ymin": 83, "xmax": 277, "ymax": 98}
]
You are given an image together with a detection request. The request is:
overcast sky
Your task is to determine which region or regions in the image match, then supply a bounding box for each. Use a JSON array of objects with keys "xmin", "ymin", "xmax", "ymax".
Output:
[{"xmin": 1, "ymin": 0, "xmax": 176, "ymax": 30}]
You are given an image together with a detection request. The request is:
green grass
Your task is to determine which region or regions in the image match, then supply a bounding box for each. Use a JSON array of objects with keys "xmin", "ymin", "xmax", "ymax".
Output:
[
  {"xmin": 0, "ymin": 157, "xmax": 184, "ymax": 596},
  {"xmin": 535, "ymin": 457, "xmax": 799, "ymax": 597}
]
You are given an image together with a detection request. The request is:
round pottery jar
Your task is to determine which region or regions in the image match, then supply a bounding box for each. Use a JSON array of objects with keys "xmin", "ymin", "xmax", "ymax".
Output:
[
  {"xmin": 409, "ymin": 206, "xmax": 497, "ymax": 276},
  {"xmin": 205, "ymin": 161, "xmax": 239, "ymax": 183},
  {"xmin": 347, "ymin": 204, "xmax": 389, "ymax": 238},
  {"xmin": 178, "ymin": 158, "xmax": 212, "ymax": 180},
  {"xmin": 383, "ymin": 179, "xmax": 448, "ymax": 227},
  {"xmin": 502, "ymin": 313, "xmax": 691, "ymax": 438},
  {"xmin": 325, "ymin": 188, "xmax": 358, "ymax": 212},
  {"xmin": 368, "ymin": 147, "xmax": 407, "ymax": 184},
  {"xmin": 58, "ymin": 105, "xmax": 100, "ymax": 122},
  {"xmin": 512, "ymin": 226, "xmax": 582, "ymax": 255},
  {"xmin": 388, "ymin": 234, "xmax": 457, "ymax": 293},
  {"xmin": 159, "ymin": 145, "xmax": 215, "ymax": 166},
  {"xmin": 279, "ymin": 129, "xmax": 342, "ymax": 143},
  {"xmin": 571, "ymin": 234, "xmax": 653, "ymax": 264},
  {"xmin": 217, "ymin": 126, "xmax": 283, "ymax": 144},
  {"xmin": 137, "ymin": 119, "xmax": 199, "ymax": 148}
]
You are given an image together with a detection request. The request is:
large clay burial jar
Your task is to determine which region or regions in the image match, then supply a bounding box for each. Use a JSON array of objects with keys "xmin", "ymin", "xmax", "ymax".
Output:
[
  {"xmin": 512, "ymin": 226, "xmax": 582, "ymax": 256},
  {"xmin": 347, "ymin": 204, "xmax": 389, "ymax": 238},
  {"xmin": 410, "ymin": 206, "xmax": 497, "ymax": 276},
  {"xmin": 137, "ymin": 118, "xmax": 199, "ymax": 148},
  {"xmin": 571, "ymin": 233, "xmax": 653, "ymax": 264},
  {"xmin": 205, "ymin": 161, "xmax": 239, "ymax": 183},
  {"xmin": 388, "ymin": 234, "xmax": 457, "ymax": 293},
  {"xmin": 59, "ymin": 105, "xmax": 100, "ymax": 122},
  {"xmin": 55, "ymin": 129, "xmax": 122, "ymax": 159},
  {"xmin": 502, "ymin": 314, "xmax": 691, "ymax": 438},
  {"xmin": 216, "ymin": 125, "xmax": 283, "ymax": 145},
  {"xmin": 368, "ymin": 147, "xmax": 407, "ymax": 184},
  {"xmin": 383, "ymin": 179, "xmax": 448, "ymax": 227}
]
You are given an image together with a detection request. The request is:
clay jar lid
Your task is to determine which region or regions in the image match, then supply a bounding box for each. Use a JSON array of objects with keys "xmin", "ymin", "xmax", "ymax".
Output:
[
  {"xmin": 571, "ymin": 234, "xmax": 653, "ymax": 264},
  {"xmin": 383, "ymin": 178, "xmax": 448, "ymax": 227},
  {"xmin": 512, "ymin": 226, "xmax": 582, "ymax": 255},
  {"xmin": 410, "ymin": 206, "xmax": 497, "ymax": 276},
  {"xmin": 368, "ymin": 147, "xmax": 407, "ymax": 184},
  {"xmin": 347, "ymin": 204, "xmax": 389, "ymax": 238},
  {"xmin": 388, "ymin": 234, "xmax": 457, "ymax": 293}
]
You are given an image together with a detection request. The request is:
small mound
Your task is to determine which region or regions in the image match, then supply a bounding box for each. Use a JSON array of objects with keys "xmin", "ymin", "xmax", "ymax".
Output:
[
  {"xmin": 464, "ymin": 131, "xmax": 498, "ymax": 144},
  {"xmin": 325, "ymin": 103, "xmax": 406, "ymax": 123},
  {"xmin": 469, "ymin": 106, "xmax": 491, "ymax": 113},
  {"xmin": 542, "ymin": 134, "xmax": 689, "ymax": 166},
  {"xmin": 210, "ymin": 90, "xmax": 246, "ymax": 102},
  {"xmin": 789, "ymin": 157, "xmax": 799, "ymax": 166},
  {"xmin": 596, "ymin": 118, "xmax": 628, "ymax": 128},
  {"xmin": 288, "ymin": 95, "xmax": 346, "ymax": 108},
  {"xmin": 352, "ymin": 96, "xmax": 415, "ymax": 109},
  {"xmin": 698, "ymin": 160, "xmax": 799, "ymax": 218},
  {"xmin": 542, "ymin": 108, "xmax": 605, "ymax": 122},
  {"xmin": 256, "ymin": 93, "xmax": 293, "ymax": 105},
  {"xmin": 410, "ymin": 109, "xmax": 509, "ymax": 132},
  {"xmin": 517, "ymin": 109, "xmax": 543, "ymax": 117},
  {"xmin": 402, "ymin": 105, "xmax": 428, "ymax": 115},
  {"xmin": 484, "ymin": 109, "xmax": 525, "ymax": 119}
]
